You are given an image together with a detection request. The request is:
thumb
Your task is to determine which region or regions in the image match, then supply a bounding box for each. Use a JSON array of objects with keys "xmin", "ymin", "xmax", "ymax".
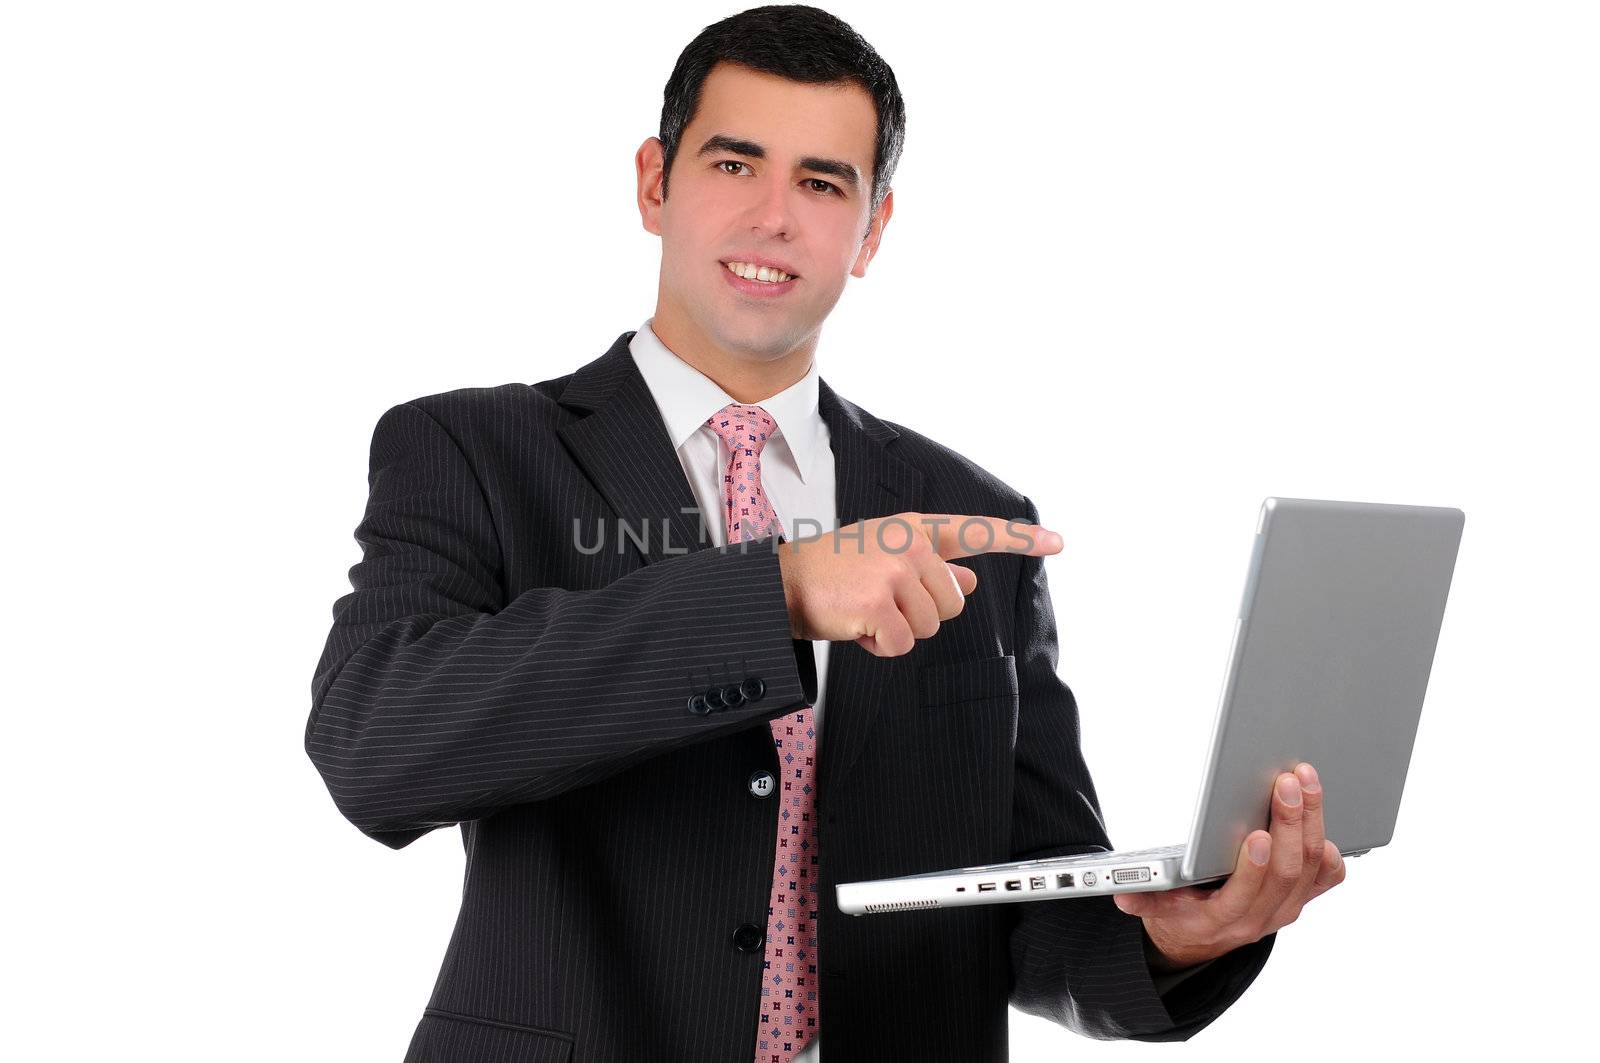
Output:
[{"xmin": 946, "ymin": 561, "xmax": 977, "ymax": 596}]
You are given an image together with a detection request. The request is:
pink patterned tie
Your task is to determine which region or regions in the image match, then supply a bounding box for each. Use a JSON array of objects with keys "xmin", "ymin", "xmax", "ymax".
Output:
[{"xmin": 705, "ymin": 402, "xmax": 820, "ymax": 1063}]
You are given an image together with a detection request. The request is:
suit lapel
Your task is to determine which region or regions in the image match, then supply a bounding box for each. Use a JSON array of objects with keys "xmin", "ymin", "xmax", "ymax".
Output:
[
  {"xmin": 557, "ymin": 331, "xmax": 716, "ymax": 563},
  {"xmin": 556, "ymin": 330, "xmax": 923, "ymax": 797}
]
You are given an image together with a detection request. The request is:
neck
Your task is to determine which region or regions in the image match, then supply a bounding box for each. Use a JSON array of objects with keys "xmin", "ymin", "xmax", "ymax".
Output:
[{"xmin": 649, "ymin": 305, "xmax": 814, "ymax": 405}]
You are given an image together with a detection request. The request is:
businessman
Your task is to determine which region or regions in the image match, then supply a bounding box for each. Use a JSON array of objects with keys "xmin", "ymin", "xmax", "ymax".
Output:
[{"xmin": 306, "ymin": 6, "xmax": 1345, "ymax": 1061}]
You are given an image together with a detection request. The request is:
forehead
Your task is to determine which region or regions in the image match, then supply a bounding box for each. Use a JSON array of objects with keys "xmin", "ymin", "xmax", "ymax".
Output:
[{"xmin": 688, "ymin": 61, "xmax": 877, "ymax": 170}]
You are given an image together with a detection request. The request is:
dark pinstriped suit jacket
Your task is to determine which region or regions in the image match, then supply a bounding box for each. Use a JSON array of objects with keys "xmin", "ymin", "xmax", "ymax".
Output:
[{"xmin": 305, "ymin": 330, "xmax": 1275, "ymax": 1062}]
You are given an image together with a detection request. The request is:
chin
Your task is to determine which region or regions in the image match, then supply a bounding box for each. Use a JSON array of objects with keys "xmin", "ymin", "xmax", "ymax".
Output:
[{"xmin": 710, "ymin": 320, "xmax": 801, "ymax": 362}]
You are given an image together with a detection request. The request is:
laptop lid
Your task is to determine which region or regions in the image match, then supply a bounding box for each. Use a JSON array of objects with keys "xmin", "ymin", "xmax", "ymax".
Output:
[{"xmin": 1180, "ymin": 497, "xmax": 1465, "ymax": 881}]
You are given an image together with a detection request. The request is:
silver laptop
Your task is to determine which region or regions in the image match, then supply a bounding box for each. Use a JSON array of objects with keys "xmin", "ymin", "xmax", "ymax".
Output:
[{"xmin": 836, "ymin": 497, "xmax": 1464, "ymax": 916}]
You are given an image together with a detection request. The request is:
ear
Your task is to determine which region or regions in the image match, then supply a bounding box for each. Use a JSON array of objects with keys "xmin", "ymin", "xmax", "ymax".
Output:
[
  {"xmin": 637, "ymin": 137, "xmax": 667, "ymax": 237},
  {"xmin": 850, "ymin": 187, "xmax": 894, "ymax": 278}
]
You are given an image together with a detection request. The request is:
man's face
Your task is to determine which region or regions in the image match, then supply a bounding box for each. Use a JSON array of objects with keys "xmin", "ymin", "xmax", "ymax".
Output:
[{"xmin": 638, "ymin": 61, "xmax": 892, "ymax": 366}]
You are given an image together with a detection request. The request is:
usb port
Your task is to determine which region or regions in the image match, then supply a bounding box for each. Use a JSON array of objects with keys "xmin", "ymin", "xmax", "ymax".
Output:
[
  {"xmin": 978, "ymin": 882, "xmax": 996, "ymax": 892},
  {"xmin": 1005, "ymin": 879, "xmax": 1022, "ymax": 891}
]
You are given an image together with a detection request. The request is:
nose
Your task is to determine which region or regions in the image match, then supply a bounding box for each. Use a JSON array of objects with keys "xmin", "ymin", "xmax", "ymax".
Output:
[{"xmin": 746, "ymin": 171, "xmax": 795, "ymax": 240}]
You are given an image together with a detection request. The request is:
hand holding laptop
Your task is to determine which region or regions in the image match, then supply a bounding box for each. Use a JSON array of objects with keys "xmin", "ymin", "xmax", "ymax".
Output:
[
  {"xmin": 835, "ymin": 498, "xmax": 1463, "ymax": 924},
  {"xmin": 777, "ymin": 511, "xmax": 1063, "ymax": 657},
  {"xmin": 1114, "ymin": 760, "xmax": 1348, "ymax": 972}
]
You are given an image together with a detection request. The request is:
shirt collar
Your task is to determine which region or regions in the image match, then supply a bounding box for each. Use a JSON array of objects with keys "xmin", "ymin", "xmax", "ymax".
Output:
[{"xmin": 628, "ymin": 316, "xmax": 825, "ymax": 484}]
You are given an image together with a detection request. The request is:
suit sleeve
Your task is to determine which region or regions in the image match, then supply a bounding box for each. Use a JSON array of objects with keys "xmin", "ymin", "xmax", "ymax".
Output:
[
  {"xmin": 305, "ymin": 401, "xmax": 817, "ymax": 849},
  {"xmin": 1004, "ymin": 495, "xmax": 1275, "ymax": 1041}
]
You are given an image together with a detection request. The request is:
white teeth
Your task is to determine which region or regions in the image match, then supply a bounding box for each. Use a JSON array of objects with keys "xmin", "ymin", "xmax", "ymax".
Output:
[{"xmin": 726, "ymin": 261, "xmax": 792, "ymax": 283}]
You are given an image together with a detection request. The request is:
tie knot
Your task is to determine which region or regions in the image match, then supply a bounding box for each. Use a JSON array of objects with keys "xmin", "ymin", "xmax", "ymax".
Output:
[{"xmin": 705, "ymin": 402, "xmax": 777, "ymax": 457}]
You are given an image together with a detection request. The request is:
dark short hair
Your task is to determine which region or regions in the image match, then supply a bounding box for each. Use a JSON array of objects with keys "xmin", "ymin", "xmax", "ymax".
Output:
[{"xmin": 658, "ymin": 4, "xmax": 906, "ymax": 229}]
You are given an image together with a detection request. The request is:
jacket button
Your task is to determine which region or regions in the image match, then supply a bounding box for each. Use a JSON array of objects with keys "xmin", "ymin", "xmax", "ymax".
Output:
[
  {"xmin": 704, "ymin": 686, "xmax": 726, "ymax": 711},
  {"xmin": 740, "ymin": 676, "xmax": 765, "ymax": 701},
  {"xmin": 687, "ymin": 693, "xmax": 711, "ymax": 716},
  {"xmin": 732, "ymin": 923, "xmax": 765, "ymax": 952},
  {"xmin": 748, "ymin": 770, "xmax": 775, "ymax": 799},
  {"xmin": 720, "ymin": 683, "xmax": 746, "ymax": 708}
]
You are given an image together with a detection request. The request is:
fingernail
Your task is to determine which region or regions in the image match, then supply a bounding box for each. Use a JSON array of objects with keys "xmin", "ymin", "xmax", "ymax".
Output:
[
  {"xmin": 1248, "ymin": 836, "xmax": 1270, "ymax": 864},
  {"xmin": 1277, "ymin": 773, "xmax": 1301, "ymax": 805},
  {"xmin": 1296, "ymin": 762, "xmax": 1320, "ymax": 793}
]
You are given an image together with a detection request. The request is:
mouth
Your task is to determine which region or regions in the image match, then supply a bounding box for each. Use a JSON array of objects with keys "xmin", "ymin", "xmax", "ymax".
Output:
[{"xmin": 720, "ymin": 259, "xmax": 801, "ymax": 297}]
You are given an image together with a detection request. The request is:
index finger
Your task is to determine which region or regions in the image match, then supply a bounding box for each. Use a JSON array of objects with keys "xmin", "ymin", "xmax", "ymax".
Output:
[{"xmin": 914, "ymin": 513, "xmax": 1064, "ymax": 559}]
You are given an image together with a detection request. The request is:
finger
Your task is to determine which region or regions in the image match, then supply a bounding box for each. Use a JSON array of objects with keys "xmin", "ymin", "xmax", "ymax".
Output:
[
  {"xmin": 856, "ymin": 589, "xmax": 914, "ymax": 657},
  {"xmin": 1207, "ymin": 830, "xmax": 1274, "ymax": 926},
  {"xmin": 1113, "ymin": 884, "xmax": 1207, "ymax": 921},
  {"xmin": 1292, "ymin": 762, "xmax": 1326, "ymax": 896},
  {"xmin": 906, "ymin": 541, "xmax": 966, "ymax": 621},
  {"xmin": 914, "ymin": 514, "xmax": 1064, "ymax": 560},
  {"xmin": 1308, "ymin": 839, "xmax": 1346, "ymax": 898},
  {"xmin": 1257, "ymin": 772, "xmax": 1306, "ymax": 918},
  {"xmin": 947, "ymin": 561, "xmax": 978, "ymax": 597},
  {"xmin": 892, "ymin": 567, "xmax": 942, "ymax": 641}
]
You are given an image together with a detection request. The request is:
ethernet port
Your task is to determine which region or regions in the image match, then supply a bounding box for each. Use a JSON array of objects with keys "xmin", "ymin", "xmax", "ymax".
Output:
[{"xmin": 1056, "ymin": 873, "xmax": 1074, "ymax": 889}]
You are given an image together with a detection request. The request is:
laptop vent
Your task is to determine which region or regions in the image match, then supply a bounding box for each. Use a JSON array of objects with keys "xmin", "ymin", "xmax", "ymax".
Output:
[{"xmin": 864, "ymin": 898, "xmax": 942, "ymax": 913}]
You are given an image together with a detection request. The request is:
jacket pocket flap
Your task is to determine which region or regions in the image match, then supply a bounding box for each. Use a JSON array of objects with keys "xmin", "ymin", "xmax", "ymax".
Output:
[
  {"xmin": 917, "ymin": 654, "xmax": 1018, "ymax": 705},
  {"xmin": 405, "ymin": 1008, "xmax": 573, "ymax": 1063}
]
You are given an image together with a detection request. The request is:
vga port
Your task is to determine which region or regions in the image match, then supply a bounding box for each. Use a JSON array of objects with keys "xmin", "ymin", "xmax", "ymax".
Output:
[{"xmin": 1111, "ymin": 867, "xmax": 1152, "ymax": 884}]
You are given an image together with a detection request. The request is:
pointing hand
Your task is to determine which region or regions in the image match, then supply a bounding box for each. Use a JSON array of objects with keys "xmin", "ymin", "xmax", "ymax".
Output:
[{"xmin": 777, "ymin": 511, "xmax": 1062, "ymax": 656}]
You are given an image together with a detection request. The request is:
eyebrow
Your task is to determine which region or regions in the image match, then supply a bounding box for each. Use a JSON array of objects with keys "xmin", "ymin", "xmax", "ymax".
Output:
[{"xmin": 695, "ymin": 133, "xmax": 863, "ymax": 194}]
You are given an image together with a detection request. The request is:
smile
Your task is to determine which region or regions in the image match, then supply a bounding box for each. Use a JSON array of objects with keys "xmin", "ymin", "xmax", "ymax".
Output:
[
  {"xmin": 721, "ymin": 260, "xmax": 801, "ymax": 297},
  {"xmin": 723, "ymin": 260, "xmax": 797, "ymax": 283}
]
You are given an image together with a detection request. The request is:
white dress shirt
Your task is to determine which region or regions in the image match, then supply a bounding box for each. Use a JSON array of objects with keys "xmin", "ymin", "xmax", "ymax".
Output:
[{"xmin": 629, "ymin": 316, "xmax": 1211, "ymax": 1059}]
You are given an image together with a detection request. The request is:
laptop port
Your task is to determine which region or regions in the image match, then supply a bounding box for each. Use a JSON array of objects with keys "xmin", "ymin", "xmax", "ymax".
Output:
[
  {"xmin": 1056, "ymin": 873, "xmax": 1074, "ymax": 889},
  {"xmin": 1005, "ymin": 879, "xmax": 1022, "ymax": 891},
  {"xmin": 1111, "ymin": 867, "xmax": 1152, "ymax": 884},
  {"xmin": 1029, "ymin": 876, "xmax": 1045, "ymax": 889},
  {"xmin": 978, "ymin": 882, "xmax": 997, "ymax": 892}
]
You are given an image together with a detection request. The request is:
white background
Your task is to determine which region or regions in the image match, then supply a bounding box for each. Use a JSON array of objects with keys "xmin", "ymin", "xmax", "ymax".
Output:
[{"xmin": 4, "ymin": 1, "xmax": 1596, "ymax": 1058}]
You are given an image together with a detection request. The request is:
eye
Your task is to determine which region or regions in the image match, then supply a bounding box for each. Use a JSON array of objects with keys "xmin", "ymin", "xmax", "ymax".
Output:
[{"xmin": 717, "ymin": 160, "xmax": 839, "ymax": 196}]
